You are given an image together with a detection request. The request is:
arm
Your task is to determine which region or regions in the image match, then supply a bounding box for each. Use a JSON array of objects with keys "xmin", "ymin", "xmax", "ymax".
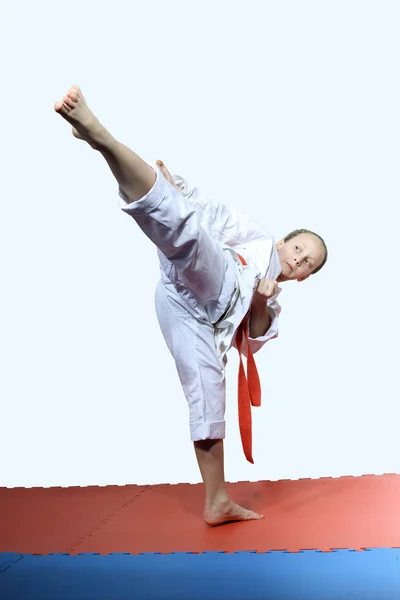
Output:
[
  {"xmin": 249, "ymin": 302, "xmax": 272, "ymax": 338},
  {"xmin": 249, "ymin": 278, "xmax": 280, "ymax": 343}
]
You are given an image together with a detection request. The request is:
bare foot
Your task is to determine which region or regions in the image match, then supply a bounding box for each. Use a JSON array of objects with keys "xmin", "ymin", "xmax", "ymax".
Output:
[
  {"xmin": 204, "ymin": 498, "xmax": 264, "ymax": 527},
  {"xmin": 54, "ymin": 85, "xmax": 112, "ymax": 150}
]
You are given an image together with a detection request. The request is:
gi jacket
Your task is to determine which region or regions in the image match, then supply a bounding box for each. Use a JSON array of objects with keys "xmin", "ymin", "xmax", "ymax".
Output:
[{"xmin": 173, "ymin": 174, "xmax": 282, "ymax": 362}]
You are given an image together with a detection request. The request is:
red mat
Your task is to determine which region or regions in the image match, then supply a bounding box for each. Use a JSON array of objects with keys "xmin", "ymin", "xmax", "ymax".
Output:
[{"xmin": 1, "ymin": 475, "xmax": 399, "ymax": 554}]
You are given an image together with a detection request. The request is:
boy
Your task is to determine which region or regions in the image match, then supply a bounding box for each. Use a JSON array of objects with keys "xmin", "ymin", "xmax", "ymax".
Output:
[{"xmin": 55, "ymin": 85, "xmax": 327, "ymax": 526}]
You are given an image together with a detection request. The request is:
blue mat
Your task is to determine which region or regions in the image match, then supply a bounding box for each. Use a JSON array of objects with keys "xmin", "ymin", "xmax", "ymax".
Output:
[{"xmin": 0, "ymin": 549, "xmax": 399, "ymax": 599}]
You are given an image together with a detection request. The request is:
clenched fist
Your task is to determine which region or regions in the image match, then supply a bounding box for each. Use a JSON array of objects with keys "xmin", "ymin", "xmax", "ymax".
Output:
[
  {"xmin": 156, "ymin": 159, "xmax": 183, "ymax": 192},
  {"xmin": 252, "ymin": 278, "xmax": 279, "ymax": 306}
]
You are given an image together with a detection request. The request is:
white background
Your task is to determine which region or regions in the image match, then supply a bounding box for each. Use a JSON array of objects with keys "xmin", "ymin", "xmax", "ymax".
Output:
[{"xmin": 1, "ymin": 1, "xmax": 399, "ymax": 488}]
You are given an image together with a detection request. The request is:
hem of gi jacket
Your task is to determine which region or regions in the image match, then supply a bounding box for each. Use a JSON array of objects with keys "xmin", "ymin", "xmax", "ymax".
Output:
[
  {"xmin": 190, "ymin": 420, "xmax": 226, "ymax": 441},
  {"xmin": 118, "ymin": 163, "xmax": 167, "ymax": 214}
]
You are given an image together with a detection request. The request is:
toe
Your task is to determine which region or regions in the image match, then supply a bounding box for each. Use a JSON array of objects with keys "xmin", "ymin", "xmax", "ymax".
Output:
[
  {"xmin": 54, "ymin": 100, "xmax": 71, "ymax": 114},
  {"xmin": 67, "ymin": 90, "xmax": 78, "ymax": 102},
  {"xmin": 63, "ymin": 95, "xmax": 75, "ymax": 109},
  {"xmin": 249, "ymin": 511, "xmax": 264, "ymax": 520},
  {"xmin": 71, "ymin": 85, "xmax": 82, "ymax": 99}
]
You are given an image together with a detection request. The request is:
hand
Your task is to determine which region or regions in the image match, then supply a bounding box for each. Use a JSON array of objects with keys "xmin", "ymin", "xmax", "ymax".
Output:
[
  {"xmin": 156, "ymin": 159, "xmax": 183, "ymax": 192},
  {"xmin": 252, "ymin": 278, "xmax": 279, "ymax": 307}
]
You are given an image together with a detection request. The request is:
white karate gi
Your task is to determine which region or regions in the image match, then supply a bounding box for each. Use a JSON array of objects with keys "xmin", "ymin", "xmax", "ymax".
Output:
[{"xmin": 118, "ymin": 165, "xmax": 282, "ymax": 441}]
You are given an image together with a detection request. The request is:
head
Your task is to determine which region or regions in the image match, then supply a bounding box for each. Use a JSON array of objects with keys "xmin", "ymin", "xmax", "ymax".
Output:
[{"xmin": 276, "ymin": 229, "xmax": 327, "ymax": 283}]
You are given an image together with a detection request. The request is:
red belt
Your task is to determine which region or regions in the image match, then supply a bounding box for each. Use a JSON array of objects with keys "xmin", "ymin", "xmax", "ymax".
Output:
[{"xmin": 235, "ymin": 254, "xmax": 261, "ymax": 464}]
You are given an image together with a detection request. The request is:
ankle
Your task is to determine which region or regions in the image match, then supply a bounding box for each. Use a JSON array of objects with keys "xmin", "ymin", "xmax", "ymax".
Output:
[
  {"xmin": 205, "ymin": 489, "xmax": 230, "ymax": 511},
  {"xmin": 92, "ymin": 132, "xmax": 116, "ymax": 153}
]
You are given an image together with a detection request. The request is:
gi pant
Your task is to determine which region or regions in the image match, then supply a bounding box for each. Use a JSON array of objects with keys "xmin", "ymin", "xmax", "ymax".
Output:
[{"xmin": 119, "ymin": 166, "xmax": 238, "ymax": 440}]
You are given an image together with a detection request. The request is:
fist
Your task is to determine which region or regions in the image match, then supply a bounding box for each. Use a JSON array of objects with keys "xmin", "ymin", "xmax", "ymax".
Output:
[
  {"xmin": 252, "ymin": 278, "xmax": 279, "ymax": 305},
  {"xmin": 156, "ymin": 159, "xmax": 183, "ymax": 192}
]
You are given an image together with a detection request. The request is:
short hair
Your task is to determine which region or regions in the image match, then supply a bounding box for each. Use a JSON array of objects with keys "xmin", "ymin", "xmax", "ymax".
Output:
[{"xmin": 283, "ymin": 229, "xmax": 328, "ymax": 274}]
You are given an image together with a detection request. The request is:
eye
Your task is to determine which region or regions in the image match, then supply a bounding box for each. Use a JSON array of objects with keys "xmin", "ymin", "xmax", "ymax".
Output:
[{"xmin": 295, "ymin": 246, "xmax": 300, "ymax": 252}]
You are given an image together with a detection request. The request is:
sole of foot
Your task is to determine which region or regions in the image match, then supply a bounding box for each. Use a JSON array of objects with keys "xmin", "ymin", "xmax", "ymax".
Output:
[{"xmin": 54, "ymin": 85, "xmax": 109, "ymax": 150}]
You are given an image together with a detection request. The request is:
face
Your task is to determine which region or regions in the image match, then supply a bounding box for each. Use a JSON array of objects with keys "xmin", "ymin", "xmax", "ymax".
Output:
[{"xmin": 276, "ymin": 233, "xmax": 325, "ymax": 282}]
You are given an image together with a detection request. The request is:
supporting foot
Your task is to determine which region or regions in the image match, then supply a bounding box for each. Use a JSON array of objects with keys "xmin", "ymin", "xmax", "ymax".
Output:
[{"xmin": 204, "ymin": 497, "xmax": 264, "ymax": 527}]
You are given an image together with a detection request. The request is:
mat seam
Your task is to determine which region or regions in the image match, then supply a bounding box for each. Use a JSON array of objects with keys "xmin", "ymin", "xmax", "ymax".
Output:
[
  {"xmin": 65, "ymin": 486, "xmax": 152, "ymax": 554},
  {"xmin": 11, "ymin": 547, "xmax": 400, "ymax": 557},
  {"xmin": 0, "ymin": 473, "xmax": 398, "ymax": 491},
  {"xmin": 0, "ymin": 554, "xmax": 24, "ymax": 573}
]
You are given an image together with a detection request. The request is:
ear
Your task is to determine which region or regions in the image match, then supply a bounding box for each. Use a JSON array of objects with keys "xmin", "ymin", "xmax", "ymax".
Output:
[
  {"xmin": 297, "ymin": 274, "xmax": 310, "ymax": 282},
  {"xmin": 276, "ymin": 239, "xmax": 284, "ymax": 248}
]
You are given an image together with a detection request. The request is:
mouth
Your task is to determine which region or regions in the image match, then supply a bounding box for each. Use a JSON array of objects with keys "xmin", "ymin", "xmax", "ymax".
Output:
[{"xmin": 286, "ymin": 261, "xmax": 293, "ymax": 273}]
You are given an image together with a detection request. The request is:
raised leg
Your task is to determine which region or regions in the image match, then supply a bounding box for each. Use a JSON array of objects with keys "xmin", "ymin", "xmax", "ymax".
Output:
[
  {"xmin": 54, "ymin": 84, "xmax": 155, "ymax": 202},
  {"xmin": 55, "ymin": 84, "xmax": 227, "ymax": 306}
]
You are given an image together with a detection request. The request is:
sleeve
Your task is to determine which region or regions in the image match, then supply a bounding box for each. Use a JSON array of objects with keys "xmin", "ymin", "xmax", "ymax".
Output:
[
  {"xmin": 230, "ymin": 297, "xmax": 281, "ymax": 357},
  {"xmin": 247, "ymin": 300, "xmax": 281, "ymax": 355},
  {"xmin": 172, "ymin": 174, "xmax": 268, "ymax": 248}
]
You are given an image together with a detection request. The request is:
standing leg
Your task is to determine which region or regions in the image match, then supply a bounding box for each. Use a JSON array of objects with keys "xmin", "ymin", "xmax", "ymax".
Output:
[
  {"xmin": 195, "ymin": 440, "xmax": 264, "ymax": 526},
  {"xmin": 155, "ymin": 280, "xmax": 263, "ymax": 526}
]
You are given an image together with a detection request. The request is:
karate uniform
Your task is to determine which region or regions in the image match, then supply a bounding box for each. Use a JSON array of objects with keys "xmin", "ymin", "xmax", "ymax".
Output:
[{"xmin": 118, "ymin": 165, "xmax": 282, "ymax": 442}]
